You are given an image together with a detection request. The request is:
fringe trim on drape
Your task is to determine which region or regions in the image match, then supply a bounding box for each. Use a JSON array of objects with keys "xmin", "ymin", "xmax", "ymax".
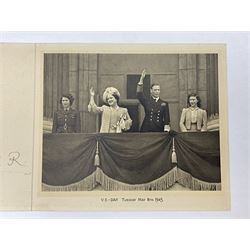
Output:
[
  {"xmin": 95, "ymin": 166, "xmax": 178, "ymax": 191},
  {"xmin": 42, "ymin": 171, "xmax": 97, "ymax": 192},
  {"xmin": 177, "ymin": 168, "xmax": 221, "ymax": 191}
]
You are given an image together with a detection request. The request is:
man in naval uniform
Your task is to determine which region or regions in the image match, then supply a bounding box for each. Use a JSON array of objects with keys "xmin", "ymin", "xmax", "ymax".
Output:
[{"xmin": 136, "ymin": 69, "xmax": 170, "ymax": 132}]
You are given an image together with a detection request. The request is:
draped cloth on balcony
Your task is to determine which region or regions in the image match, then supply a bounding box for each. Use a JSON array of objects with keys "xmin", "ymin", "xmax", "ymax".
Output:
[
  {"xmin": 174, "ymin": 132, "xmax": 221, "ymax": 190},
  {"xmin": 42, "ymin": 134, "xmax": 97, "ymax": 191},
  {"xmin": 42, "ymin": 132, "xmax": 221, "ymax": 191},
  {"xmin": 97, "ymin": 133, "xmax": 175, "ymax": 190}
]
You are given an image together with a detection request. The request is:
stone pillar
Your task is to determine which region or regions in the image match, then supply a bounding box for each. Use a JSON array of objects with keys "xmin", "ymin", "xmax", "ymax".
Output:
[
  {"xmin": 178, "ymin": 54, "xmax": 188, "ymax": 112},
  {"xmin": 78, "ymin": 54, "xmax": 98, "ymax": 133},
  {"xmin": 178, "ymin": 54, "xmax": 199, "ymax": 112},
  {"xmin": 187, "ymin": 54, "xmax": 197, "ymax": 92},
  {"xmin": 206, "ymin": 54, "xmax": 219, "ymax": 117},
  {"xmin": 197, "ymin": 54, "xmax": 208, "ymax": 110},
  {"xmin": 69, "ymin": 54, "xmax": 79, "ymax": 109},
  {"xmin": 178, "ymin": 54, "xmax": 209, "ymax": 112}
]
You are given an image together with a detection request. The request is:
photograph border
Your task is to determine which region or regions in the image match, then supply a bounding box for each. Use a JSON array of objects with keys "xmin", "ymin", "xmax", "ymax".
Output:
[{"xmin": 32, "ymin": 43, "xmax": 230, "ymax": 211}]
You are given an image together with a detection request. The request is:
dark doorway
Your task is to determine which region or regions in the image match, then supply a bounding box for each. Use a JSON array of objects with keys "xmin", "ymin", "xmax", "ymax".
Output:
[{"xmin": 127, "ymin": 74, "xmax": 151, "ymax": 99}]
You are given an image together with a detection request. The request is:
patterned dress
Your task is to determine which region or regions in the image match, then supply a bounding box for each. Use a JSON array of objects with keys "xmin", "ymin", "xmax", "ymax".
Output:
[
  {"xmin": 91, "ymin": 104, "xmax": 132, "ymax": 133},
  {"xmin": 179, "ymin": 107, "xmax": 207, "ymax": 132}
]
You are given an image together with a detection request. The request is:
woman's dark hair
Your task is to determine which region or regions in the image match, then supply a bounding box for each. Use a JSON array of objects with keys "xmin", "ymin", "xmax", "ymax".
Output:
[
  {"xmin": 187, "ymin": 93, "xmax": 201, "ymax": 108},
  {"xmin": 60, "ymin": 94, "xmax": 74, "ymax": 106},
  {"xmin": 111, "ymin": 93, "xmax": 120, "ymax": 104}
]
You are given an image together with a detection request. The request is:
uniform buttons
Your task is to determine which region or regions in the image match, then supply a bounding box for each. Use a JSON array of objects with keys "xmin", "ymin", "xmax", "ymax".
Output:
[{"xmin": 150, "ymin": 119, "xmax": 152, "ymax": 121}]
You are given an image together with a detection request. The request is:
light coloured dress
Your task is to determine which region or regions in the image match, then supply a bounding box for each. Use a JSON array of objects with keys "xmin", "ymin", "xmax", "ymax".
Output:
[
  {"xmin": 179, "ymin": 107, "xmax": 207, "ymax": 132},
  {"xmin": 91, "ymin": 104, "xmax": 132, "ymax": 133}
]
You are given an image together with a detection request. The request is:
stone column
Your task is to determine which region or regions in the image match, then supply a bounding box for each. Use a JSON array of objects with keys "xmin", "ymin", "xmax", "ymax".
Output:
[
  {"xmin": 78, "ymin": 54, "xmax": 98, "ymax": 133},
  {"xmin": 179, "ymin": 54, "xmax": 199, "ymax": 112},
  {"xmin": 178, "ymin": 54, "xmax": 209, "ymax": 111},
  {"xmin": 197, "ymin": 54, "xmax": 208, "ymax": 110}
]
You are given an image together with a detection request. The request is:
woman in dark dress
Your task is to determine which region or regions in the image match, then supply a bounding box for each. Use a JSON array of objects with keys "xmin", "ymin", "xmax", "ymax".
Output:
[{"xmin": 52, "ymin": 94, "xmax": 81, "ymax": 133}]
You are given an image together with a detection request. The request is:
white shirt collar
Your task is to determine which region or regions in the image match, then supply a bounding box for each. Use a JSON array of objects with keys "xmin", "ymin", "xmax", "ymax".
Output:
[{"xmin": 152, "ymin": 97, "xmax": 159, "ymax": 102}]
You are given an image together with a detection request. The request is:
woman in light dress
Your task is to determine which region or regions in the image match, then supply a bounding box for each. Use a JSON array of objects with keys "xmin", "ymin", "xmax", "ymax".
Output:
[
  {"xmin": 88, "ymin": 87, "xmax": 132, "ymax": 133},
  {"xmin": 179, "ymin": 93, "xmax": 207, "ymax": 132}
]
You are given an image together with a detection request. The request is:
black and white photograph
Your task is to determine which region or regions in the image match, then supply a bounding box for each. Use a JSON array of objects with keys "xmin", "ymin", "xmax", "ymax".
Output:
[
  {"xmin": 0, "ymin": 42, "xmax": 231, "ymax": 211},
  {"xmin": 40, "ymin": 48, "xmax": 223, "ymax": 195}
]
